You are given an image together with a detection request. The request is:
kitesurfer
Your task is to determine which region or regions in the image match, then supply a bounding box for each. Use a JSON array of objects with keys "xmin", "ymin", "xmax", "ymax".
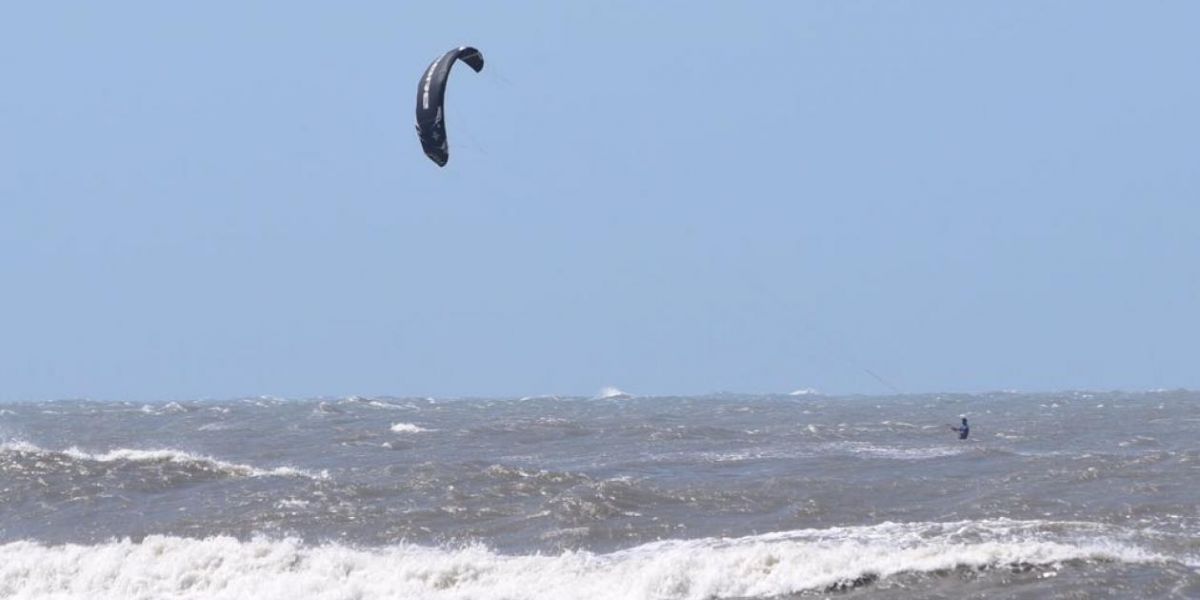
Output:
[{"xmin": 950, "ymin": 417, "xmax": 969, "ymax": 440}]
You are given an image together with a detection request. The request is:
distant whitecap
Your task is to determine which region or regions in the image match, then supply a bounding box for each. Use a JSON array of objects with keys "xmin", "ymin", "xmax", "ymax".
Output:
[{"xmin": 390, "ymin": 422, "xmax": 429, "ymax": 434}]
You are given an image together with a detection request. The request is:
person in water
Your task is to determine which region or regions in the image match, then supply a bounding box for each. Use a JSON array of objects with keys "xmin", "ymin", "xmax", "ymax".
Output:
[{"xmin": 951, "ymin": 417, "xmax": 969, "ymax": 440}]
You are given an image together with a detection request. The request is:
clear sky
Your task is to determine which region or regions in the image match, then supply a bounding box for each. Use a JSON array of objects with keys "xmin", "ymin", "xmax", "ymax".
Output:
[{"xmin": 2, "ymin": 2, "xmax": 1198, "ymax": 402}]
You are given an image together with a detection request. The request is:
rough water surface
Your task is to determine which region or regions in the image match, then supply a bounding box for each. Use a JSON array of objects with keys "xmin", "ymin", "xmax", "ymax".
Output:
[{"xmin": 2, "ymin": 391, "xmax": 1198, "ymax": 598}]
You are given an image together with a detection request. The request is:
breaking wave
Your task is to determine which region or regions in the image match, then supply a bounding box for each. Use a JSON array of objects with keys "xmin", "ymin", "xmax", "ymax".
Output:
[
  {"xmin": 0, "ymin": 441, "xmax": 327, "ymax": 480},
  {"xmin": 595, "ymin": 387, "xmax": 631, "ymax": 400},
  {"xmin": 391, "ymin": 422, "xmax": 431, "ymax": 433},
  {"xmin": 0, "ymin": 519, "xmax": 1185, "ymax": 600}
]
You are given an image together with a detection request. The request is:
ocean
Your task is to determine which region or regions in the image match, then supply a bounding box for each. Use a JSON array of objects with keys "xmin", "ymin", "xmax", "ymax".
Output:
[{"xmin": 1, "ymin": 390, "xmax": 1197, "ymax": 599}]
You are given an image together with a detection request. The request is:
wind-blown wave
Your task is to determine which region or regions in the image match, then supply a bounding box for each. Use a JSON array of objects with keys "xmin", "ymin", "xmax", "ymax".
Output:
[
  {"xmin": 0, "ymin": 519, "xmax": 1185, "ymax": 600},
  {"xmin": 0, "ymin": 441, "xmax": 327, "ymax": 480}
]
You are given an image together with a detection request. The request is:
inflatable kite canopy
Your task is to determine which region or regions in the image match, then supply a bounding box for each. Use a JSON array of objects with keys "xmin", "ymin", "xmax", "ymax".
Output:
[{"xmin": 415, "ymin": 46, "xmax": 484, "ymax": 167}]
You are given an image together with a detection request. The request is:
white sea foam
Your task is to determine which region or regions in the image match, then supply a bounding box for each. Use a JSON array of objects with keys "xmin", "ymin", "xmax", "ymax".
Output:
[
  {"xmin": 694, "ymin": 448, "xmax": 809, "ymax": 463},
  {"xmin": 788, "ymin": 388, "xmax": 818, "ymax": 396},
  {"xmin": 518, "ymin": 394, "xmax": 561, "ymax": 401},
  {"xmin": 0, "ymin": 442, "xmax": 327, "ymax": 480},
  {"xmin": 390, "ymin": 422, "xmax": 430, "ymax": 433},
  {"xmin": 369, "ymin": 400, "xmax": 408, "ymax": 410},
  {"xmin": 0, "ymin": 519, "xmax": 1178, "ymax": 600},
  {"xmin": 312, "ymin": 401, "xmax": 343, "ymax": 415},
  {"xmin": 818, "ymin": 441, "xmax": 964, "ymax": 460},
  {"xmin": 692, "ymin": 441, "xmax": 961, "ymax": 464},
  {"xmin": 140, "ymin": 402, "xmax": 190, "ymax": 415},
  {"xmin": 0, "ymin": 440, "xmax": 40, "ymax": 453},
  {"xmin": 595, "ymin": 387, "xmax": 630, "ymax": 399}
]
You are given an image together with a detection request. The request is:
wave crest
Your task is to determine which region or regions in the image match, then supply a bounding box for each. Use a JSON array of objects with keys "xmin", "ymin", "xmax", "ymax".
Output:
[
  {"xmin": 390, "ymin": 422, "xmax": 430, "ymax": 433},
  {"xmin": 0, "ymin": 520, "xmax": 1182, "ymax": 600},
  {"xmin": 0, "ymin": 442, "xmax": 326, "ymax": 480}
]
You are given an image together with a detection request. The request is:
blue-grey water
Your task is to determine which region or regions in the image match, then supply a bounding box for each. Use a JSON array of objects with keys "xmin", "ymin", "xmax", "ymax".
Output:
[{"xmin": 2, "ymin": 390, "xmax": 1198, "ymax": 599}]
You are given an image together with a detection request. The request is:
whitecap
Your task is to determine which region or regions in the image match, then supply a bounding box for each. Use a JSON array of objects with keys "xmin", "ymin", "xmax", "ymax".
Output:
[
  {"xmin": 818, "ymin": 441, "xmax": 964, "ymax": 460},
  {"xmin": 595, "ymin": 387, "xmax": 631, "ymax": 400},
  {"xmin": 2, "ymin": 442, "xmax": 327, "ymax": 480},
  {"xmin": 390, "ymin": 422, "xmax": 430, "ymax": 434},
  {"xmin": 0, "ymin": 519, "xmax": 1181, "ymax": 600},
  {"xmin": 368, "ymin": 401, "xmax": 407, "ymax": 410}
]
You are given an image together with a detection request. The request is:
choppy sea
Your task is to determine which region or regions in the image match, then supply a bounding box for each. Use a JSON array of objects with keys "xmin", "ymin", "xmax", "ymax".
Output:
[{"xmin": 2, "ymin": 390, "xmax": 1198, "ymax": 599}]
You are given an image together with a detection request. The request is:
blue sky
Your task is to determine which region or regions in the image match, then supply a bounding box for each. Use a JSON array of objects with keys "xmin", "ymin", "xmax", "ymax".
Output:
[{"xmin": 2, "ymin": 2, "xmax": 1197, "ymax": 401}]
